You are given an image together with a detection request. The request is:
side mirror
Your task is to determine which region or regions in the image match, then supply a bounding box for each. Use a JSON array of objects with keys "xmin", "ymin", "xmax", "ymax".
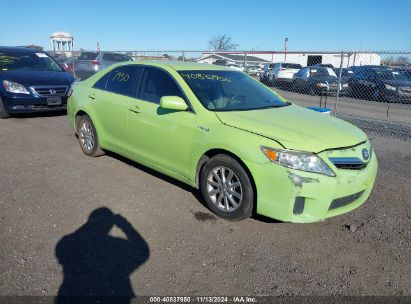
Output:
[{"xmin": 160, "ymin": 96, "xmax": 188, "ymax": 111}]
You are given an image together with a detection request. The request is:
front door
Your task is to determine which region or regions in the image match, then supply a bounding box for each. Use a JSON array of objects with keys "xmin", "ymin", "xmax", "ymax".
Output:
[{"xmin": 127, "ymin": 67, "xmax": 197, "ymax": 179}]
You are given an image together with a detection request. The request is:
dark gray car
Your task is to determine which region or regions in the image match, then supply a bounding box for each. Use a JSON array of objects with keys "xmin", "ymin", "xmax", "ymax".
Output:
[
  {"xmin": 75, "ymin": 52, "xmax": 133, "ymax": 80},
  {"xmin": 292, "ymin": 66, "xmax": 345, "ymax": 95}
]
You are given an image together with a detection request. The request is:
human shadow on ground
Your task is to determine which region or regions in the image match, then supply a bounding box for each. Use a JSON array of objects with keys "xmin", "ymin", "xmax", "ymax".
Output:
[{"xmin": 55, "ymin": 207, "xmax": 149, "ymax": 304}]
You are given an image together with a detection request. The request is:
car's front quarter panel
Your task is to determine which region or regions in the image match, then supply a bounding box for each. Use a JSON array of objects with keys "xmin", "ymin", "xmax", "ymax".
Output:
[
  {"xmin": 189, "ymin": 117, "xmax": 284, "ymax": 185},
  {"xmin": 245, "ymin": 141, "xmax": 378, "ymax": 223}
]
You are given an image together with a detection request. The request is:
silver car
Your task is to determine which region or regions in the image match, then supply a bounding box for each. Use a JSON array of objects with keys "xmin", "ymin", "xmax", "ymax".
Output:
[{"xmin": 75, "ymin": 52, "xmax": 133, "ymax": 80}]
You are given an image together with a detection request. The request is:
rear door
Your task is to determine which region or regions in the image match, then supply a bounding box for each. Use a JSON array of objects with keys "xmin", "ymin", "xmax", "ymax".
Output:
[
  {"xmin": 127, "ymin": 66, "xmax": 197, "ymax": 178},
  {"xmin": 88, "ymin": 65, "xmax": 143, "ymax": 151}
]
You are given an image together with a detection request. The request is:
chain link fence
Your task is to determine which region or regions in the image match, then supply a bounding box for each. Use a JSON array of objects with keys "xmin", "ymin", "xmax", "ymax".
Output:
[{"xmin": 51, "ymin": 50, "xmax": 411, "ymax": 140}]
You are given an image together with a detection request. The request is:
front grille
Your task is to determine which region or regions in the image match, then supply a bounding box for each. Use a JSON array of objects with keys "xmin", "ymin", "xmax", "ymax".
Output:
[
  {"xmin": 32, "ymin": 86, "xmax": 67, "ymax": 97},
  {"xmin": 400, "ymin": 87, "xmax": 411, "ymax": 94},
  {"xmin": 329, "ymin": 191, "xmax": 365, "ymax": 210},
  {"xmin": 329, "ymin": 157, "xmax": 367, "ymax": 170}
]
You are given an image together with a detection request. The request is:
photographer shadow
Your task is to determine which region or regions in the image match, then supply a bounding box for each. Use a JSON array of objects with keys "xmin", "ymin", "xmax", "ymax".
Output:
[{"xmin": 55, "ymin": 207, "xmax": 149, "ymax": 304}]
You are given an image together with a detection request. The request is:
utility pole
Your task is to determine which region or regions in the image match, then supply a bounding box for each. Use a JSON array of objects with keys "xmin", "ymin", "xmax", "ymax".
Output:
[{"xmin": 284, "ymin": 37, "xmax": 288, "ymax": 62}]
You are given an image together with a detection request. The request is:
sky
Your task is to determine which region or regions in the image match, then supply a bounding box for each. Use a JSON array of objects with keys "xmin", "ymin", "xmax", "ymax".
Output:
[{"xmin": 0, "ymin": 0, "xmax": 410, "ymax": 52}]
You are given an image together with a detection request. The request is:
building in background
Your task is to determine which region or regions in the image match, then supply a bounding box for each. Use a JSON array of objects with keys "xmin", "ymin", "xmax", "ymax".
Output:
[
  {"xmin": 199, "ymin": 51, "xmax": 381, "ymax": 68},
  {"xmin": 50, "ymin": 32, "xmax": 74, "ymax": 56},
  {"xmin": 197, "ymin": 53, "xmax": 268, "ymax": 66}
]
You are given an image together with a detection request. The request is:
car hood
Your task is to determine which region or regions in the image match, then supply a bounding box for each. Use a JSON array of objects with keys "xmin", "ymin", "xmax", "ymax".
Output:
[
  {"xmin": 0, "ymin": 71, "xmax": 73, "ymax": 86},
  {"xmin": 382, "ymin": 79, "xmax": 411, "ymax": 87},
  {"xmin": 215, "ymin": 104, "xmax": 367, "ymax": 152},
  {"xmin": 310, "ymin": 76, "xmax": 338, "ymax": 83}
]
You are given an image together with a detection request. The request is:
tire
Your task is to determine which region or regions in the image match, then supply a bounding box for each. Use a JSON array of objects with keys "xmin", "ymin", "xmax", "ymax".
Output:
[
  {"xmin": 77, "ymin": 115, "xmax": 105, "ymax": 157},
  {"xmin": 0, "ymin": 97, "xmax": 10, "ymax": 119},
  {"xmin": 200, "ymin": 154, "xmax": 254, "ymax": 221}
]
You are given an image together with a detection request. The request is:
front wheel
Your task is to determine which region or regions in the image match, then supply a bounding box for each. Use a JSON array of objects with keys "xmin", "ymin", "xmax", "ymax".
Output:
[
  {"xmin": 77, "ymin": 115, "xmax": 105, "ymax": 157},
  {"xmin": 200, "ymin": 154, "xmax": 254, "ymax": 221}
]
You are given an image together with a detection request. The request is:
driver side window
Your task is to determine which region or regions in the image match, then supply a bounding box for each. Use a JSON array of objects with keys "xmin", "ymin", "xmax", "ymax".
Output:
[{"xmin": 138, "ymin": 67, "xmax": 185, "ymax": 104}]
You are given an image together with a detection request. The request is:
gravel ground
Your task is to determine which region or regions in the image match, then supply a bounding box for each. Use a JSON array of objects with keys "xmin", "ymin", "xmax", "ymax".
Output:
[{"xmin": 0, "ymin": 113, "xmax": 410, "ymax": 297}]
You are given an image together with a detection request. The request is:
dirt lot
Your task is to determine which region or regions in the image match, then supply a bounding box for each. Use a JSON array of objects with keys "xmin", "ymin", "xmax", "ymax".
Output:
[{"xmin": 0, "ymin": 112, "xmax": 410, "ymax": 297}]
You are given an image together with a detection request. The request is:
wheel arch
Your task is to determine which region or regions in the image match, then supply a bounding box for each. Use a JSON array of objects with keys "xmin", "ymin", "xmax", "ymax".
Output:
[
  {"xmin": 195, "ymin": 148, "xmax": 257, "ymax": 212},
  {"xmin": 74, "ymin": 110, "xmax": 88, "ymax": 133}
]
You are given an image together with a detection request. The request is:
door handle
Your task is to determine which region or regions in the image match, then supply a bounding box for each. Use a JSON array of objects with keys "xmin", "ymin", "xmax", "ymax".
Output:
[
  {"xmin": 88, "ymin": 93, "xmax": 96, "ymax": 99},
  {"xmin": 129, "ymin": 105, "xmax": 141, "ymax": 113}
]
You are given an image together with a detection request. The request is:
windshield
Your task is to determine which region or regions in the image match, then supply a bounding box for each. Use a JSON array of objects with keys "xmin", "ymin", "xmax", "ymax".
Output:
[
  {"xmin": 179, "ymin": 70, "xmax": 289, "ymax": 111},
  {"xmin": 0, "ymin": 51, "xmax": 63, "ymax": 72},
  {"xmin": 310, "ymin": 67, "xmax": 337, "ymax": 77},
  {"xmin": 374, "ymin": 69, "xmax": 408, "ymax": 81}
]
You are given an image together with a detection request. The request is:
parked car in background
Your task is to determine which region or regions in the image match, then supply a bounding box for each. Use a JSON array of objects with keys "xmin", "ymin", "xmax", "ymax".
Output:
[
  {"xmin": 260, "ymin": 63, "xmax": 276, "ymax": 85},
  {"xmin": 0, "ymin": 46, "xmax": 74, "ymax": 118},
  {"xmin": 268, "ymin": 62, "xmax": 302, "ymax": 86},
  {"xmin": 292, "ymin": 66, "xmax": 346, "ymax": 95},
  {"xmin": 349, "ymin": 65, "xmax": 411, "ymax": 102},
  {"xmin": 312, "ymin": 63, "xmax": 335, "ymax": 68},
  {"xmin": 55, "ymin": 56, "xmax": 77, "ymax": 75},
  {"xmin": 333, "ymin": 67, "xmax": 355, "ymax": 80},
  {"xmin": 68, "ymin": 61, "xmax": 377, "ymax": 223},
  {"xmin": 400, "ymin": 68, "xmax": 411, "ymax": 81},
  {"xmin": 75, "ymin": 51, "xmax": 133, "ymax": 80},
  {"xmin": 226, "ymin": 64, "xmax": 244, "ymax": 72},
  {"xmin": 245, "ymin": 65, "xmax": 261, "ymax": 76},
  {"xmin": 333, "ymin": 67, "xmax": 355, "ymax": 95}
]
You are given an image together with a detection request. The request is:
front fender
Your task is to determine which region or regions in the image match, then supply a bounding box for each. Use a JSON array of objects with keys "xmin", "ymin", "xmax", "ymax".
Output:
[{"xmin": 190, "ymin": 120, "xmax": 283, "ymax": 181}]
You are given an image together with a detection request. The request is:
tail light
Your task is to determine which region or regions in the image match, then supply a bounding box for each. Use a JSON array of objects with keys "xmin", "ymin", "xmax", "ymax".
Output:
[{"xmin": 91, "ymin": 60, "xmax": 101, "ymax": 65}]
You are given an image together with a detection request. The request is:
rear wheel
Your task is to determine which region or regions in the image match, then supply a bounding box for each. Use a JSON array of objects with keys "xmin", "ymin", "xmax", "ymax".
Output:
[
  {"xmin": 0, "ymin": 97, "xmax": 10, "ymax": 119},
  {"xmin": 200, "ymin": 154, "xmax": 254, "ymax": 221},
  {"xmin": 77, "ymin": 115, "xmax": 105, "ymax": 157}
]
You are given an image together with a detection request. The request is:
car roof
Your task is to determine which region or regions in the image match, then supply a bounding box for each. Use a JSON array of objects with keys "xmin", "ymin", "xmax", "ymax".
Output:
[
  {"xmin": 0, "ymin": 46, "xmax": 38, "ymax": 53},
  {"xmin": 116, "ymin": 60, "xmax": 234, "ymax": 71}
]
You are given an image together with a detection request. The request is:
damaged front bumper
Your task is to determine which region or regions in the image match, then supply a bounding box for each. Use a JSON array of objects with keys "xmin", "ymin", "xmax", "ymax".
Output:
[{"xmin": 245, "ymin": 141, "xmax": 378, "ymax": 223}]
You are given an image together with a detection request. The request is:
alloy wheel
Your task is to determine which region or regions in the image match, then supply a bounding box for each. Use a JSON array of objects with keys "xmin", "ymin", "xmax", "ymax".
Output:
[
  {"xmin": 79, "ymin": 121, "xmax": 95, "ymax": 152},
  {"xmin": 206, "ymin": 166, "xmax": 243, "ymax": 212}
]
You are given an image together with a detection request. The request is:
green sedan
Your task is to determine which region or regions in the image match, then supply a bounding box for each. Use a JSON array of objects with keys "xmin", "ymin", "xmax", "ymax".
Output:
[{"xmin": 67, "ymin": 61, "xmax": 378, "ymax": 222}]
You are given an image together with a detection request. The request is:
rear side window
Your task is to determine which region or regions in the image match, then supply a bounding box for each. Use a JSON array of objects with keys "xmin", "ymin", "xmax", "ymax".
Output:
[
  {"xmin": 78, "ymin": 52, "xmax": 99, "ymax": 60},
  {"xmin": 138, "ymin": 67, "xmax": 185, "ymax": 103},
  {"xmin": 104, "ymin": 65, "xmax": 143, "ymax": 97}
]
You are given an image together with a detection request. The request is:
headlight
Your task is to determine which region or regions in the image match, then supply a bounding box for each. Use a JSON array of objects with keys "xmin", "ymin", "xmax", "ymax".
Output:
[
  {"xmin": 342, "ymin": 83, "xmax": 349, "ymax": 88},
  {"xmin": 3, "ymin": 80, "xmax": 30, "ymax": 94},
  {"xmin": 261, "ymin": 146, "xmax": 335, "ymax": 177},
  {"xmin": 384, "ymin": 84, "xmax": 396, "ymax": 91},
  {"xmin": 316, "ymin": 83, "xmax": 327, "ymax": 88}
]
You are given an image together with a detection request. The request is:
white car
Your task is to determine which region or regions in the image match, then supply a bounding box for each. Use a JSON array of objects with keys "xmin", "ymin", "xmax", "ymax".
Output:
[
  {"xmin": 268, "ymin": 62, "xmax": 302, "ymax": 85},
  {"xmin": 245, "ymin": 65, "xmax": 261, "ymax": 76},
  {"xmin": 226, "ymin": 64, "xmax": 245, "ymax": 72}
]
